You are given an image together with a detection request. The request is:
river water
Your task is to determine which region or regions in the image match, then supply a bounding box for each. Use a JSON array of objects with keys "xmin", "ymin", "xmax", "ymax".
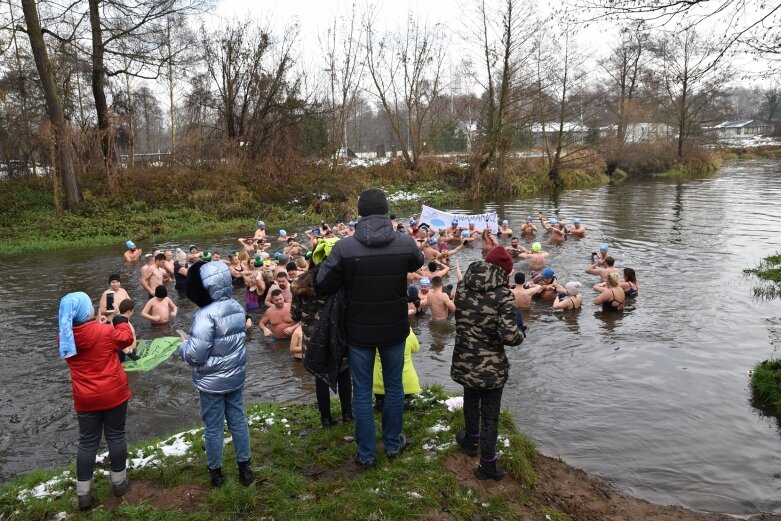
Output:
[{"xmin": 1, "ymin": 160, "xmax": 780, "ymax": 514}]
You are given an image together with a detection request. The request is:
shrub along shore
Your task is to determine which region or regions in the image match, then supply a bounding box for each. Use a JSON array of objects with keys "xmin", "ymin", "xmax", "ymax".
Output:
[
  {"xmin": 0, "ymin": 146, "xmax": 725, "ymax": 255},
  {"xmin": 2, "ymin": 387, "xmax": 776, "ymax": 521}
]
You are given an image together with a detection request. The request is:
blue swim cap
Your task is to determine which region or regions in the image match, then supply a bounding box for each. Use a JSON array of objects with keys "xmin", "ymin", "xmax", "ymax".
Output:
[
  {"xmin": 408, "ymin": 285, "xmax": 419, "ymax": 299},
  {"xmin": 461, "ymin": 230, "xmax": 470, "ymax": 238},
  {"xmin": 348, "ymin": 220, "xmax": 356, "ymax": 228},
  {"xmin": 550, "ymin": 218, "xmax": 558, "ymax": 225},
  {"xmin": 419, "ymin": 277, "xmax": 431, "ymax": 287},
  {"xmin": 428, "ymin": 238, "xmax": 438, "ymax": 246},
  {"xmin": 573, "ymin": 218, "xmax": 581, "ymax": 225},
  {"xmin": 502, "ymin": 219, "xmax": 509, "ymax": 225},
  {"xmin": 600, "ymin": 243, "xmax": 609, "ymax": 251},
  {"xmin": 257, "ymin": 220, "xmax": 265, "ymax": 228},
  {"xmin": 274, "ymin": 252, "xmax": 281, "ymax": 260},
  {"xmin": 452, "ymin": 219, "xmax": 459, "ymax": 226},
  {"xmin": 279, "ymin": 229, "xmax": 287, "ymax": 237},
  {"xmin": 410, "ymin": 219, "xmax": 417, "ymax": 226},
  {"xmin": 542, "ymin": 267, "xmax": 555, "ymax": 279},
  {"xmin": 125, "ymin": 240, "xmax": 135, "ymax": 249},
  {"xmin": 312, "ymin": 228, "xmax": 321, "ymax": 235},
  {"xmin": 527, "ymin": 216, "xmax": 533, "ymax": 221}
]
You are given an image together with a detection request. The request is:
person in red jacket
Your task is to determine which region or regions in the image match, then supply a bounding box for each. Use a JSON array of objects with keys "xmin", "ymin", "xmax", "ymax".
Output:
[{"xmin": 58, "ymin": 292, "xmax": 135, "ymax": 510}]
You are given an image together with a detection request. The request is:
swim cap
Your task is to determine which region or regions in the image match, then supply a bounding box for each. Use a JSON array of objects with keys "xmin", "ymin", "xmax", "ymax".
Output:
[
  {"xmin": 419, "ymin": 277, "xmax": 431, "ymax": 287},
  {"xmin": 257, "ymin": 220, "xmax": 265, "ymax": 228},
  {"xmin": 259, "ymin": 252, "xmax": 270, "ymax": 260},
  {"xmin": 125, "ymin": 240, "xmax": 135, "ymax": 249},
  {"xmin": 202, "ymin": 251, "xmax": 212, "ymax": 262},
  {"xmin": 409, "ymin": 219, "xmax": 417, "ymax": 226},
  {"xmin": 428, "ymin": 238, "xmax": 438, "ymax": 246},
  {"xmin": 254, "ymin": 257, "xmax": 263, "ymax": 267},
  {"xmin": 279, "ymin": 229, "xmax": 287, "ymax": 237},
  {"xmin": 312, "ymin": 228, "xmax": 321, "ymax": 235},
  {"xmin": 461, "ymin": 230, "xmax": 470, "ymax": 238},
  {"xmin": 348, "ymin": 221, "xmax": 356, "ymax": 228},
  {"xmin": 527, "ymin": 216, "xmax": 533, "ymax": 222},
  {"xmin": 108, "ymin": 274, "xmax": 121, "ymax": 283},
  {"xmin": 532, "ymin": 273, "xmax": 543, "ymax": 284},
  {"xmin": 278, "ymin": 253, "xmax": 290, "ymax": 264},
  {"xmin": 600, "ymin": 243, "xmax": 609, "ymax": 251},
  {"xmin": 273, "ymin": 252, "xmax": 281, "ymax": 260},
  {"xmin": 502, "ymin": 219, "xmax": 509, "ymax": 225},
  {"xmin": 531, "ymin": 242, "xmax": 542, "ymax": 253},
  {"xmin": 408, "ymin": 285, "xmax": 419, "ymax": 299},
  {"xmin": 189, "ymin": 244, "xmax": 197, "ymax": 251},
  {"xmin": 573, "ymin": 218, "xmax": 581, "ymax": 225},
  {"xmin": 542, "ymin": 267, "xmax": 555, "ymax": 279},
  {"xmin": 438, "ymin": 242, "xmax": 449, "ymax": 251},
  {"xmin": 451, "ymin": 219, "xmax": 459, "ymax": 226},
  {"xmin": 550, "ymin": 218, "xmax": 558, "ymax": 225},
  {"xmin": 304, "ymin": 251, "xmax": 313, "ymax": 260},
  {"xmin": 565, "ymin": 281, "xmax": 582, "ymax": 295}
]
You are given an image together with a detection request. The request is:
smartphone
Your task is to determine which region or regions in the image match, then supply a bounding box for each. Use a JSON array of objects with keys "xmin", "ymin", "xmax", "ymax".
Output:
[{"xmin": 105, "ymin": 291, "xmax": 115, "ymax": 311}]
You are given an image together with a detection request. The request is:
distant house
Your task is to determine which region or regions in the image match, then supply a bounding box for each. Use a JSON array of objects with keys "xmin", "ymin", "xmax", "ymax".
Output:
[
  {"xmin": 709, "ymin": 120, "xmax": 773, "ymax": 141},
  {"xmin": 624, "ymin": 123, "xmax": 672, "ymax": 143},
  {"xmin": 529, "ymin": 122, "xmax": 588, "ymax": 146}
]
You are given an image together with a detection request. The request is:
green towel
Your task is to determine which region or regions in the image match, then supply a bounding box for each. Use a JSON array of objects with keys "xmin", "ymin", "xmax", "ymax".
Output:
[{"xmin": 122, "ymin": 337, "xmax": 182, "ymax": 372}]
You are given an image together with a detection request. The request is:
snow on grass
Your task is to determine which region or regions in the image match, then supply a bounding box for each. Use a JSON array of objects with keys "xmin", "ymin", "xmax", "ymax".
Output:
[
  {"xmin": 445, "ymin": 396, "xmax": 463, "ymax": 412},
  {"xmin": 16, "ymin": 471, "xmax": 71, "ymax": 503}
]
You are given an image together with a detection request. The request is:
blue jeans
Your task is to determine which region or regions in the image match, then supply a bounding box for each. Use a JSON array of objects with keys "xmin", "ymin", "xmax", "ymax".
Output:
[
  {"xmin": 349, "ymin": 341, "xmax": 405, "ymax": 463},
  {"xmin": 199, "ymin": 388, "xmax": 251, "ymax": 470}
]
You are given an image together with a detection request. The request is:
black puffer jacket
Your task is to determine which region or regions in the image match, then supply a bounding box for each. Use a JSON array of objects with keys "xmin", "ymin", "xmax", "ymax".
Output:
[{"xmin": 316, "ymin": 214, "xmax": 424, "ymax": 348}]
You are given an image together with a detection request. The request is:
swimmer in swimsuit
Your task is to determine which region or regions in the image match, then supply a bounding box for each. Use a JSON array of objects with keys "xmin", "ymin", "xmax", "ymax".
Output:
[
  {"xmin": 620, "ymin": 267, "xmax": 638, "ymax": 298},
  {"xmin": 593, "ymin": 272, "xmax": 625, "ymax": 312}
]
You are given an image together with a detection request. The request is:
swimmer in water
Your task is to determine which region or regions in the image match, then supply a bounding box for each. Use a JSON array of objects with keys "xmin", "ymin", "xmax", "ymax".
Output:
[
  {"xmin": 100, "ymin": 274, "xmax": 130, "ymax": 316},
  {"xmin": 518, "ymin": 242, "xmax": 549, "ymax": 271},
  {"xmin": 569, "ymin": 218, "xmax": 586, "ymax": 238},
  {"xmin": 587, "ymin": 255, "xmax": 619, "ymax": 289},
  {"xmin": 540, "ymin": 215, "xmax": 566, "ymax": 241},
  {"xmin": 481, "ymin": 228, "xmax": 500, "ymax": 250},
  {"xmin": 593, "ymin": 272, "xmax": 625, "ymax": 312},
  {"xmin": 498, "ymin": 220, "xmax": 513, "ymax": 237},
  {"xmin": 123, "ymin": 240, "xmax": 142, "ymax": 262},
  {"xmin": 591, "ymin": 243, "xmax": 610, "ymax": 265},
  {"xmin": 552, "ymin": 281, "xmax": 583, "ymax": 310},
  {"xmin": 520, "ymin": 216, "xmax": 537, "ymax": 236},
  {"xmin": 536, "ymin": 267, "xmax": 559, "ymax": 299},
  {"xmin": 260, "ymin": 289, "xmax": 297, "ymax": 339},
  {"xmin": 140, "ymin": 285, "xmax": 177, "ymax": 325},
  {"xmin": 510, "ymin": 273, "xmax": 541, "ymax": 309},
  {"xmin": 620, "ymin": 267, "xmax": 638, "ymax": 298},
  {"xmin": 506, "ymin": 236, "xmax": 529, "ymax": 257},
  {"xmin": 427, "ymin": 276, "xmax": 456, "ymax": 320},
  {"xmin": 254, "ymin": 220, "xmax": 267, "ymax": 240}
]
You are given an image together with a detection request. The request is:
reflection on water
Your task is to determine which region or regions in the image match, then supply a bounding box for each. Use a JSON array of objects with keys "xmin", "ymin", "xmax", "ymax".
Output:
[{"xmin": 2, "ymin": 161, "xmax": 781, "ymax": 514}]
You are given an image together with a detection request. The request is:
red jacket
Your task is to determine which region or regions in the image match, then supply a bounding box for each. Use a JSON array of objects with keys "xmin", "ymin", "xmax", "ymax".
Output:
[{"xmin": 64, "ymin": 320, "xmax": 134, "ymax": 413}]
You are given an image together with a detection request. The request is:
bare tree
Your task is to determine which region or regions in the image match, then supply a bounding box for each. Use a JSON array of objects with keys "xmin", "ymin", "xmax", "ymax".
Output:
[
  {"xmin": 599, "ymin": 23, "xmax": 649, "ymax": 147},
  {"xmin": 364, "ymin": 10, "xmax": 445, "ymax": 171},
  {"xmin": 650, "ymin": 29, "xmax": 729, "ymax": 158},
  {"xmin": 20, "ymin": 0, "xmax": 82, "ymax": 208},
  {"xmin": 322, "ymin": 5, "xmax": 364, "ymax": 172}
]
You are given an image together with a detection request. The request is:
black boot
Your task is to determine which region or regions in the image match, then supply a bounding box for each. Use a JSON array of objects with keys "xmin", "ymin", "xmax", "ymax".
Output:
[
  {"xmin": 76, "ymin": 479, "xmax": 94, "ymax": 510},
  {"xmin": 237, "ymin": 460, "xmax": 255, "ymax": 486},
  {"xmin": 474, "ymin": 456, "xmax": 505, "ymax": 481},
  {"xmin": 341, "ymin": 410, "xmax": 354, "ymax": 423},
  {"xmin": 455, "ymin": 430, "xmax": 479, "ymax": 457},
  {"xmin": 321, "ymin": 416, "xmax": 337, "ymax": 428},
  {"xmin": 209, "ymin": 467, "xmax": 225, "ymax": 487},
  {"xmin": 110, "ymin": 469, "xmax": 131, "ymax": 497}
]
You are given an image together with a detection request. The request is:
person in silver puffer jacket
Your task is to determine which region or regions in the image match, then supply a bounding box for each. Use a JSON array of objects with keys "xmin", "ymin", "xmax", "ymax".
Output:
[{"xmin": 179, "ymin": 261, "xmax": 254, "ymax": 488}]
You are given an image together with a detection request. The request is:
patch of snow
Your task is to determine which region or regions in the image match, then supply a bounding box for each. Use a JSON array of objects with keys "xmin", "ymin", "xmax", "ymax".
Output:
[
  {"xmin": 16, "ymin": 473, "xmax": 70, "ymax": 502},
  {"xmin": 429, "ymin": 422, "xmax": 449, "ymax": 434},
  {"xmin": 445, "ymin": 396, "xmax": 463, "ymax": 412},
  {"xmin": 408, "ymin": 491, "xmax": 423, "ymax": 499}
]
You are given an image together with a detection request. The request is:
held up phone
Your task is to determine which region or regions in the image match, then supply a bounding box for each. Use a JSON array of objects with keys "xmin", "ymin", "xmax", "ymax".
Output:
[{"xmin": 105, "ymin": 291, "xmax": 115, "ymax": 311}]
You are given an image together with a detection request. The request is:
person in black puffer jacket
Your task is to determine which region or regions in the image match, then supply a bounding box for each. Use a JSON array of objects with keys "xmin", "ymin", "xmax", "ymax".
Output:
[{"xmin": 317, "ymin": 188, "xmax": 424, "ymax": 469}]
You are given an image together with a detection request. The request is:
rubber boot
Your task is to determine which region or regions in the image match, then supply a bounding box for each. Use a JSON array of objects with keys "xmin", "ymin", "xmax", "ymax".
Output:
[
  {"xmin": 76, "ymin": 479, "xmax": 94, "ymax": 510},
  {"xmin": 209, "ymin": 467, "xmax": 225, "ymax": 487},
  {"xmin": 237, "ymin": 460, "xmax": 255, "ymax": 486},
  {"xmin": 474, "ymin": 455, "xmax": 505, "ymax": 481},
  {"xmin": 110, "ymin": 468, "xmax": 131, "ymax": 497},
  {"xmin": 321, "ymin": 415, "xmax": 337, "ymax": 428},
  {"xmin": 455, "ymin": 430, "xmax": 479, "ymax": 457}
]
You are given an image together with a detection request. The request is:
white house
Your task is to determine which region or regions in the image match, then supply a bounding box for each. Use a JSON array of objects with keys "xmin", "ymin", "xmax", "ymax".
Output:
[{"xmin": 709, "ymin": 120, "xmax": 773, "ymax": 141}]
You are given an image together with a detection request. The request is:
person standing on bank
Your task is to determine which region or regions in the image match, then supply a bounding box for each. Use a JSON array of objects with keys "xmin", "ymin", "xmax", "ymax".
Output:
[
  {"xmin": 58, "ymin": 292, "xmax": 135, "ymax": 510},
  {"xmin": 451, "ymin": 246, "xmax": 524, "ymax": 481},
  {"xmin": 179, "ymin": 261, "xmax": 254, "ymax": 488},
  {"xmin": 316, "ymin": 188, "xmax": 425, "ymax": 469}
]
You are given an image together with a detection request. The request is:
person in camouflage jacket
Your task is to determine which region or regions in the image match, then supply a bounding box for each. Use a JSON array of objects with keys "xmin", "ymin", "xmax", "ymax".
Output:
[
  {"xmin": 451, "ymin": 246, "xmax": 523, "ymax": 481},
  {"xmin": 291, "ymin": 265, "xmax": 352, "ymax": 427}
]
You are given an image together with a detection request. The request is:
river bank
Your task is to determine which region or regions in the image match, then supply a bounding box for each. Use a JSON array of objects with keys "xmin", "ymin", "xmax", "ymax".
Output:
[
  {"xmin": 3, "ymin": 388, "xmax": 777, "ymax": 521},
  {"xmin": 0, "ymin": 146, "xmax": 721, "ymax": 255}
]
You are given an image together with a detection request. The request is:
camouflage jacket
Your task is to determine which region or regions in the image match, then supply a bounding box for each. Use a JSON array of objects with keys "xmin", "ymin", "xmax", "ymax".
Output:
[{"xmin": 451, "ymin": 261, "xmax": 523, "ymax": 389}]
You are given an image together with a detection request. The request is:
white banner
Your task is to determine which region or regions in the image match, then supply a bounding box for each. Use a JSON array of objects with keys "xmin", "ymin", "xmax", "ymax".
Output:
[{"xmin": 418, "ymin": 204, "xmax": 498, "ymax": 233}]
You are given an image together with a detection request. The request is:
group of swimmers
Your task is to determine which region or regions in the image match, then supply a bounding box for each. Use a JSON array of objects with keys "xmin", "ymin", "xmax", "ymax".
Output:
[{"xmin": 114, "ymin": 212, "xmax": 637, "ymax": 359}]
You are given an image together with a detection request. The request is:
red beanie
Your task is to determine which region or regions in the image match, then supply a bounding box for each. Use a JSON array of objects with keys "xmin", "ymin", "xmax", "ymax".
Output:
[{"xmin": 485, "ymin": 246, "xmax": 513, "ymax": 274}]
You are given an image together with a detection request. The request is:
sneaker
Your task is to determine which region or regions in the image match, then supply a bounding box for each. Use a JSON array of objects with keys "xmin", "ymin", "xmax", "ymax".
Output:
[
  {"xmin": 352, "ymin": 453, "xmax": 376, "ymax": 470},
  {"xmin": 455, "ymin": 430, "xmax": 479, "ymax": 457},
  {"xmin": 386, "ymin": 433, "xmax": 409, "ymax": 461},
  {"xmin": 474, "ymin": 458, "xmax": 505, "ymax": 481},
  {"xmin": 209, "ymin": 467, "xmax": 226, "ymax": 487}
]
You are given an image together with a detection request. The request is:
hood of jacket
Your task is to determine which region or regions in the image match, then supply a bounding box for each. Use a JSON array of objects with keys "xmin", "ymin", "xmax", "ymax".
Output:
[
  {"xmin": 353, "ymin": 214, "xmax": 395, "ymax": 248},
  {"xmin": 462, "ymin": 261, "xmax": 508, "ymax": 293},
  {"xmin": 201, "ymin": 261, "xmax": 233, "ymax": 301}
]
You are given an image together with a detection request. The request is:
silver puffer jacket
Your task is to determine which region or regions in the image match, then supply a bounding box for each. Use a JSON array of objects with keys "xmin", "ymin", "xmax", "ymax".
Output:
[{"xmin": 179, "ymin": 262, "xmax": 247, "ymax": 394}]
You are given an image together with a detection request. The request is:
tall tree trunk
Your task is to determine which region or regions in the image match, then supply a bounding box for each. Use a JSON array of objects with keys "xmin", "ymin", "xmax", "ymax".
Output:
[
  {"xmin": 89, "ymin": 0, "xmax": 115, "ymax": 167},
  {"xmin": 21, "ymin": 0, "xmax": 83, "ymax": 209}
]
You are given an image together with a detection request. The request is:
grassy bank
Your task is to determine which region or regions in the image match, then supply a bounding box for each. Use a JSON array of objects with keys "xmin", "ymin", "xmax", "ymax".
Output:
[
  {"xmin": 751, "ymin": 360, "xmax": 781, "ymax": 416},
  {"xmin": 0, "ymin": 147, "xmax": 722, "ymax": 255},
  {"xmin": 0, "ymin": 386, "xmax": 560, "ymax": 521},
  {"xmin": 744, "ymin": 252, "xmax": 781, "ymax": 299}
]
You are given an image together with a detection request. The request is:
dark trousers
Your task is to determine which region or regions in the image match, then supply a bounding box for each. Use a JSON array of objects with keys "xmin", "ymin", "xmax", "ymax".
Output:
[
  {"xmin": 463, "ymin": 386, "xmax": 504, "ymax": 460},
  {"xmin": 315, "ymin": 370, "xmax": 352, "ymax": 420},
  {"xmin": 76, "ymin": 401, "xmax": 128, "ymax": 480}
]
